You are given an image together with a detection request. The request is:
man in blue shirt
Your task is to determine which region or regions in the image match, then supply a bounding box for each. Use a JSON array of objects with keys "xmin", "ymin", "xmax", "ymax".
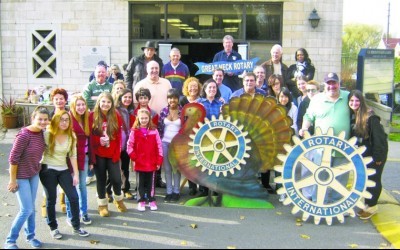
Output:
[
  {"xmin": 231, "ymin": 72, "xmax": 266, "ymax": 99},
  {"xmin": 212, "ymin": 68, "xmax": 232, "ymax": 103},
  {"xmin": 213, "ymin": 35, "xmax": 243, "ymax": 92}
]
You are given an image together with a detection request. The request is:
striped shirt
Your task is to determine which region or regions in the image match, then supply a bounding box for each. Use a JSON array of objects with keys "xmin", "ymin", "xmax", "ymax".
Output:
[
  {"xmin": 8, "ymin": 128, "xmax": 46, "ymax": 179},
  {"xmin": 161, "ymin": 61, "xmax": 190, "ymax": 96}
]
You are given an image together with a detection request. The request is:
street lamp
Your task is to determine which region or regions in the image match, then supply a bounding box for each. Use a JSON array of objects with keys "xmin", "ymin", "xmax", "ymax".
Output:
[{"xmin": 308, "ymin": 8, "xmax": 321, "ymax": 29}]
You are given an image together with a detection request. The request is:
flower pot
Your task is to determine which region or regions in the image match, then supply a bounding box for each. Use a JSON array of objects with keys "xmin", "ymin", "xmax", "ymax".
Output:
[{"xmin": 2, "ymin": 114, "xmax": 19, "ymax": 129}]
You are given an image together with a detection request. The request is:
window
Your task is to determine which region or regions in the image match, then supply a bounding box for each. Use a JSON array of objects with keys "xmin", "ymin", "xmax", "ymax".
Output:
[
  {"xmin": 28, "ymin": 25, "xmax": 61, "ymax": 84},
  {"xmin": 129, "ymin": 3, "xmax": 282, "ymax": 41}
]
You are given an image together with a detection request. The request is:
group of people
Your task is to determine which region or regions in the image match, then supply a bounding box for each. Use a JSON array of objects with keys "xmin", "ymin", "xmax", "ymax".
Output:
[{"xmin": 5, "ymin": 36, "xmax": 388, "ymax": 249}]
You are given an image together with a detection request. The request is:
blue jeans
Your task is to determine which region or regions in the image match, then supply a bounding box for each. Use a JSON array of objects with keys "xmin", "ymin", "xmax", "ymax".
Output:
[
  {"xmin": 66, "ymin": 157, "xmax": 88, "ymax": 219},
  {"xmin": 163, "ymin": 142, "xmax": 181, "ymax": 194},
  {"xmin": 39, "ymin": 167, "xmax": 81, "ymax": 230},
  {"xmin": 5, "ymin": 175, "xmax": 39, "ymax": 244}
]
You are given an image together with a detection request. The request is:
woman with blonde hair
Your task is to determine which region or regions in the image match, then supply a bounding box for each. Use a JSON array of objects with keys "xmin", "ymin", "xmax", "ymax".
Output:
[
  {"xmin": 40, "ymin": 110, "xmax": 89, "ymax": 239},
  {"xmin": 65, "ymin": 96, "xmax": 92, "ymax": 225}
]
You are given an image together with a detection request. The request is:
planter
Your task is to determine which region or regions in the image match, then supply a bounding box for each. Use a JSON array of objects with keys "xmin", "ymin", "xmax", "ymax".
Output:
[{"xmin": 2, "ymin": 114, "xmax": 19, "ymax": 129}]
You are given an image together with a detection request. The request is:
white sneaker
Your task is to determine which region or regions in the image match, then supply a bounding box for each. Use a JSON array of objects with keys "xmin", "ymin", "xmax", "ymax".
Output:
[
  {"xmin": 137, "ymin": 202, "xmax": 146, "ymax": 212},
  {"xmin": 86, "ymin": 176, "xmax": 95, "ymax": 185},
  {"xmin": 279, "ymin": 194, "xmax": 286, "ymax": 203},
  {"xmin": 149, "ymin": 201, "xmax": 158, "ymax": 211}
]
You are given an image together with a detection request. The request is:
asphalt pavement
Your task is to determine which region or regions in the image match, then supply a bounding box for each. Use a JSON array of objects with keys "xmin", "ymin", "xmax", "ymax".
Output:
[{"xmin": 0, "ymin": 128, "xmax": 398, "ymax": 249}]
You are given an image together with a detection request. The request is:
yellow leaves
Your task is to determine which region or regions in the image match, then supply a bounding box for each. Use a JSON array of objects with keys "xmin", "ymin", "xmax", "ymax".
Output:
[
  {"xmin": 181, "ymin": 241, "xmax": 187, "ymax": 246},
  {"xmin": 348, "ymin": 243, "xmax": 359, "ymax": 248},
  {"xmin": 226, "ymin": 246, "xmax": 237, "ymax": 249},
  {"xmin": 276, "ymin": 211, "xmax": 283, "ymax": 215},
  {"xmin": 392, "ymin": 190, "xmax": 400, "ymax": 195},
  {"xmin": 122, "ymin": 222, "xmax": 128, "ymax": 226},
  {"xmin": 190, "ymin": 224, "xmax": 198, "ymax": 229},
  {"xmin": 300, "ymin": 234, "xmax": 311, "ymax": 240},
  {"xmin": 90, "ymin": 240, "xmax": 100, "ymax": 245},
  {"xmin": 239, "ymin": 216, "xmax": 245, "ymax": 220}
]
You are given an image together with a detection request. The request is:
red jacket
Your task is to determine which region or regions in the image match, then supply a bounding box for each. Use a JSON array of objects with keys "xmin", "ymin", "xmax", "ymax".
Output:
[
  {"xmin": 89, "ymin": 112, "xmax": 122, "ymax": 163},
  {"xmin": 127, "ymin": 128, "xmax": 163, "ymax": 172},
  {"xmin": 70, "ymin": 111, "xmax": 92, "ymax": 170}
]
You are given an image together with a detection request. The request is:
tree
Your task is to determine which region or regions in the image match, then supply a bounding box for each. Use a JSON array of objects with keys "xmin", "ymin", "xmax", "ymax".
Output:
[
  {"xmin": 342, "ymin": 24, "xmax": 382, "ymax": 89},
  {"xmin": 395, "ymin": 57, "xmax": 400, "ymax": 84}
]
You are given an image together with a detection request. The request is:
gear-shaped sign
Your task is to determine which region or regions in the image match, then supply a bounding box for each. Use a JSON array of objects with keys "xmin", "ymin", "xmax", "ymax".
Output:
[
  {"xmin": 189, "ymin": 116, "xmax": 251, "ymax": 177},
  {"xmin": 274, "ymin": 128, "xmax": 376, "ymax": 225}
]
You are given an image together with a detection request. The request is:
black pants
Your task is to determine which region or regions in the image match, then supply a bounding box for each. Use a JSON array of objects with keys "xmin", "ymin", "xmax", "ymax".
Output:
[
  {"xmin": 137, "ymin": 171, "xmax": 156, "ymax": 202},
  {"xmin": 39, "ymin": 167, "xmax": 80, "ymax": 230},
  {"xmin": 95, "ymin": 156, "xmax": 122, "ymax": 199},
  {"xmin": 365, "ymin": 160, "xmax": 386, "ymax": 207},
  {"xmin": 188, "ymin": 180, "xmax": 197, "ymax": 190},
  {"xmin": 120, "ymin": 150, "xmax": 131, "ymax": 192}
]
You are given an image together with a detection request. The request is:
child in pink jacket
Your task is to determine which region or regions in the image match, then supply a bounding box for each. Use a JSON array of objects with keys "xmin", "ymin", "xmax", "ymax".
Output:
[{"xmin": 127, "ymin": 109, "xmax": 163, "ymax": 211}]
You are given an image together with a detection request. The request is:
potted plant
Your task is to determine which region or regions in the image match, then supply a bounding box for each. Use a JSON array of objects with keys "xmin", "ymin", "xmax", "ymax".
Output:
[{"xmin": 0, "ymin": 95, "xmax": 23, "ymax": 128}]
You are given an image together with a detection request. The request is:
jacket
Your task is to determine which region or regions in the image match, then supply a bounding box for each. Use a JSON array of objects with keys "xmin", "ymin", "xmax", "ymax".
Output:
[
  {"xmin": 260, "ymin": 59, "xmax": 301, "ymax": 98},
  {"xmin": 352, "ymin": 113, "xmax": 388, "ymax": 162},
  {"xmin": 70, "ymin": 111, "xmax": 92, "ymax": 170},
  {"xmin": 89, "ymin": 112, "xmax": 122, "ymax": 163},
  {"xmin": 125, "ymin": 54, "xmax": 164, "ymax": 90},
  {"xmin": 127, "ymin": 128, "xmax": 163, "ymax": 172}
]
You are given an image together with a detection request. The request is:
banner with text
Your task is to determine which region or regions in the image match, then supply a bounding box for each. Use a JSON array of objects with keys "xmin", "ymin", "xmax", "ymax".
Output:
[{"xmin": 194, "ymin": 58, "xmax": 260, "ymax": 76}]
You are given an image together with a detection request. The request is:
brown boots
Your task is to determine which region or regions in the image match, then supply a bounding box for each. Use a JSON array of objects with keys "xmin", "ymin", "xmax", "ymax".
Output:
[
  {"xmin": 113, "ymin": 194, "xmax": 127, "ymax": 212},
  {"xmin": 41, "ymin": 198, "xmax": 47, "ymax": 218},
  {"xmin": 98, "ymin": 198, "xmax": 110, "ymax": 217},
  {"xmin": 59, "ymin": 192, "xmax": 66, "ymax": 213}
]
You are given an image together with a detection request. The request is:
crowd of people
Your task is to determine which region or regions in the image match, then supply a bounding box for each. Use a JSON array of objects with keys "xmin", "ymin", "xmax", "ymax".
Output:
[{"xmin": 4, "ymin": 35, "xmax": 388, "ymax": 249}]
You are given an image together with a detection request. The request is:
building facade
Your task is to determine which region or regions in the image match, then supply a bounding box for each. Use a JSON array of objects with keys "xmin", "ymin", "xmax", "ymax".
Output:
[{"xmin": 0, "ymin": 0, "xmax": 343, "ymax": 97}]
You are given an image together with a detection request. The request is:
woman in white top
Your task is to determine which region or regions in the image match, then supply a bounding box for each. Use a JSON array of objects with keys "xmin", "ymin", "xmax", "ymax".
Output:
[{"xmin": 158, "ymin": 89, "xmax": 182, "ymax": 203}]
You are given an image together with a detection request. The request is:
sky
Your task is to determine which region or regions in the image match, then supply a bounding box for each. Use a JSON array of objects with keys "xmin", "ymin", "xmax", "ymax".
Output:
[{"xmin": 343, "ymin": 0, "xmax": 400, "ymax": 37}]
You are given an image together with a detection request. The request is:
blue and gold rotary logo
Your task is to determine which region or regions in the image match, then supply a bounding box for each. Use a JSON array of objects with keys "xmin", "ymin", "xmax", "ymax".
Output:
[
  {"xmin": 274, "ymin": 128, "xmax": 375, "ymax": 225},
  {"xmin": 189, "ymin": 116, "xmax": 251, "ymax": 177}
]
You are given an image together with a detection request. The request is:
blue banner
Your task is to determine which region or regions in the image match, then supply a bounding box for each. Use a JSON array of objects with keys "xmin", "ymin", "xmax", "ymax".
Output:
[{"xmin": 194, "ymin": 58, "xmax": 260, "ymax": 76}]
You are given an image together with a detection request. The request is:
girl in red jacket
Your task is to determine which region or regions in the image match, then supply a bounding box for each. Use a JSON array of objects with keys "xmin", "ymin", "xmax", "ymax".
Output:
[
  {"xmin": 127, "ymin": 109, "xmax": 163, "ymax": 212},
  {"xmin": 90, "ymin": 92, "xmax": 127, "ymax": 217}
]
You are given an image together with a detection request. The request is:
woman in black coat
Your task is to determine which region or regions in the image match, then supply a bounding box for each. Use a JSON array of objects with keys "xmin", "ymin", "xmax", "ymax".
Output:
[{"xmin": 349, "ymin": 90, "xmax": 388, "ymax": 220}]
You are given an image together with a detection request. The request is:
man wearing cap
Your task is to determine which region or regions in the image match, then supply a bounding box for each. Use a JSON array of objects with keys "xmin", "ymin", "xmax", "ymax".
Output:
[
  {"xmin": 300, "ymin": 72, "xmax": 351, "ymax": 205},
  {"xmin": 126, "ymin": 41, "xmax": 164, "ymax": 90}
]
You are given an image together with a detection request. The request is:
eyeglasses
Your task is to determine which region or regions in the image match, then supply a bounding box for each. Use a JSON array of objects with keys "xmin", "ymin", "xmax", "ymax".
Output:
[
  {"xmin": 306, "ymin": 89, "xmax": 317, "ymax": 93},
  {"xmin": 60, "ymin": 118, "xmax": 70, "ymax": 123}
]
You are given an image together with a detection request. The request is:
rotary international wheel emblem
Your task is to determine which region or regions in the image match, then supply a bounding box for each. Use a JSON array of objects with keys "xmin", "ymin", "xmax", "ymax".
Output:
[
  {"xmin": 189, "ymin": 115, "xmax": 251, "ymax": 177},
  {"xmin": 274, "ymin": 128, "xmax": 376, "ymax": 225}
]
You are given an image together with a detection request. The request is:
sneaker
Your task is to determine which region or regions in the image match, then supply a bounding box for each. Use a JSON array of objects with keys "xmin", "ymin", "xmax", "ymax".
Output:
[
  {"xmin": 137, "ymin": 201, "xmax": 146, "ymax": 212},
  {"xmin": 4, "ymin": 243, "xmax": 19, "ymax": 249},
  {"xmin": 279, "ymin": 194, "xmax": 286, "ymax": 203},
  {"xmin": 359, "ymin": 210, "xmax": 377, "ymax": 220},
  {"xmin": 27, "ymin": 239, "xmax": 42, "ymax": 249},
  {"xmin": 50, "ymin": 229, "xmax": 63, "ymax": 240},
  {"xmin": 164, "ymin": 194, "xmax": 172, "ymax": 203},
  {"xmin": 66, "ymin": 218, "xmax": 73, "ymax": 227},
  {"xmin": 171, "ymin": 193, "xmax": 180, "ymax": 203},
  {"xmin": 124, "ymin": 191, "xmax": 135, "ymax": 200},
  {"xmin": 86, "ymin": 176, "xmax": 95, "ymax": 185},
  {"xmin": 81, "ymin": 214, "xmax": 92, "ymax": 225},
  {"xmin": 149, "ymin": 201, "xmax": 158, "ymax": 211},
  {"xmin": 73, "ymin": 228, "xmax": 90, "ymax": 237}
]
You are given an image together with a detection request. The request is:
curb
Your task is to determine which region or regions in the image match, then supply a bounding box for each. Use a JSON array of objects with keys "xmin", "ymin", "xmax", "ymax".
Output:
[{"xmin": 372, "ymin": 190, "xmax": 400, "ymax": 249}]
